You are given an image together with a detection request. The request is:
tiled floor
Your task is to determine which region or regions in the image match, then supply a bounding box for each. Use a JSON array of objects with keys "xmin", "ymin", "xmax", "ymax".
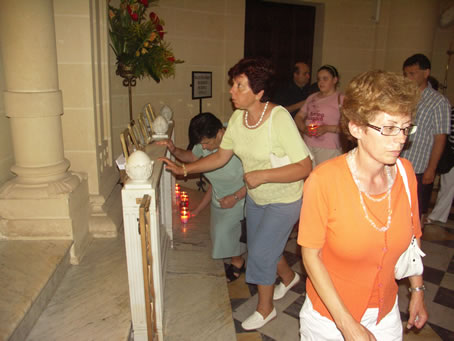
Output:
[{"xmin": 228, "ymin": 214, "xmax": 454, "ymax": 341}]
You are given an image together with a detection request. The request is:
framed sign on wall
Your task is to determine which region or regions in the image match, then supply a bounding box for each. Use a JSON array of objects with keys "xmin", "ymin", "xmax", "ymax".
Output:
[
  {"xmin": 192, "ymin": 71, "xmax": 212, "ymax": 99},
  {"xmin": 191, "ymin": 71, "xmax": 212, "ymax": 113}
]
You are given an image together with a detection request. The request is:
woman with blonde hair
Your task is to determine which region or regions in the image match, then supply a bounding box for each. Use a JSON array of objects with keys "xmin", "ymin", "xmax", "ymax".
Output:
[{"xmin": 298, "ymin": 70, "xmax": 428, "ymax": 340}]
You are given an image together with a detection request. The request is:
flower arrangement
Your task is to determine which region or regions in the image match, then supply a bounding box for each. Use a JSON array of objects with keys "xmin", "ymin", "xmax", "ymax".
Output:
[{"xmin": 108, "ymin": 0, "xmax": 183, "ymax": 82}]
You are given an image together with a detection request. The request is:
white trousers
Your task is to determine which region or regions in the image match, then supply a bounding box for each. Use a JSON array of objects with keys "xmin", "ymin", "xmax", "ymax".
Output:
[
  {"xmin": 429, "ymin": 167, "xmax": 454, "ymax": 223},
  {"xmin": 299, "ymin": 296, "xmax": 402, "ymax": 341}
]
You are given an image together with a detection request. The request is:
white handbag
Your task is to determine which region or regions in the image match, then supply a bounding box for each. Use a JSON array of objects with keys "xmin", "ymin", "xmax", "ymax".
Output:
[
  {"xmin": 394, "ymin": 159, "xmax": 426, "ymax": 280},
  {"xmin": 268, "ymin": 111, "xmax": 291, "ymax": 168}
]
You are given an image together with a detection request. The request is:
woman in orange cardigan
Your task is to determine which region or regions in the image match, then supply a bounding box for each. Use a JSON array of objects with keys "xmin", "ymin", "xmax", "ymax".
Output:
[{"xmin": 298, "ymin": 70, "xmax": 428, "ymax": 340}]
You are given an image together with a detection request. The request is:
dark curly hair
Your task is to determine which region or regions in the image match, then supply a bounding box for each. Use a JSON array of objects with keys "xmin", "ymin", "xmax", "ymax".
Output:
[{"xmin": 228, "ymin": 57, "xmax": 275, "ymax": 102}]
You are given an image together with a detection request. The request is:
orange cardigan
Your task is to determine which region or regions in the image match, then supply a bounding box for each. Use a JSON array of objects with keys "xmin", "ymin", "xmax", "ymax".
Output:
[{"xmin": 298, "ymin": 155, "xmax": 422, "ymax": 323}]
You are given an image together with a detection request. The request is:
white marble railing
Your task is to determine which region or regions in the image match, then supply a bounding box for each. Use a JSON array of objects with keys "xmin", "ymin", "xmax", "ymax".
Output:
[{"xmin": 121, "ymin": 124, "xmax": 175, "ymax": 341}]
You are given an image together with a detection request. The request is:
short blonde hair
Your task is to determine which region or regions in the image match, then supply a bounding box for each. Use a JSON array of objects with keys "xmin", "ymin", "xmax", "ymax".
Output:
[{"xmin": 341, "ymin": 70, "xmax": 420, "ymax": 140}]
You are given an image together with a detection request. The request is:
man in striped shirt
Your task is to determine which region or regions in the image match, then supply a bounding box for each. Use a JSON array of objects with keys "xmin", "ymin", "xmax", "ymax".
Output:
[{"xmin": 401, "ymin": 54, "xmax": 451, "ymax": 222}]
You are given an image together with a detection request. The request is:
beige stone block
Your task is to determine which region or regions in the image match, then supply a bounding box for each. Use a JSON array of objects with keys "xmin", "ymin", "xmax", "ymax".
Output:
[
  {"xmin": 55, "ymin": 15, "xmax": 92, "ymax": 64},
  {"xmin": 0, "ymin": 219, "xmax": 73, "ymax": 239},
  {"xmin": 61, "ymin": 108, "xmax": 95, "ymax": 150},
  {"xmin": 374, "ymin": 26, "xmax": 389, "ymax": 50},
  {"xmin": 58, "ymin": 64, "xmax": 94, "ymax": 108},
  {"xmin": 0, "ymin": 196, "xmax": 71, "ymax": 219},
  {"xmin": 188, "ymin": 40, "xmax": 225, "ymax": 66},
  {"xmin": 206, "ymin": 14, "xmax": 225, "ymax": 40},
  {"xmin": 372, "ymin": 49, "xmax": 387, "ymax": 70},
  {"xmin": 386, "ymin": 26, "xmax": 435, "ymax": 51},
  {"xmin": 226, "ymin": 0, "xmax": 245, "ymax": 14},
  {"xmin": 53, "ymin": 0, "xmax": 90, "ymax": 15},
  {"xmin": 65, "ymin": 151, "xmax": 98, "ymax": 193},
  {"xmin": 0, "ymin": 117, "xmax": 12, "ymax": 157},
  {"xmin": 389, "ymin": 0, "xmax": 438, "ymax": 25},
  {"xmin": 0, "ymin": 158, "xmax": 14, "ymax": 184},
  {"xmin": 110, "ymin": 95, "xmax": 129, "ymax": 123},
  {"xmin": 324, "ymin": 24, "xmax": 376, "ymax": 49},
  {"xmin": 224, "ymin": 14, "xmax": 245, "ymax": 40},
  {"xmin": 324, "ymin": 1, "xmax": 375, "ymax": 26},
  {"xmin": 224, "ymin": 40, "xmax": 245, "ymax": 69},
  {"xmin": 158, "ymin": 0, "xmax": 184, "ymax": 8},
  {"xmin": 69, "ymin": 177, "xmax": 90, "ymax": 259},
  {"xmin": 184, "ymin": 0, "xmax": 226, "ymax": 13},
  {"xmin": 173, "ymin": 9, "xmax": 208, "ymax": 37},
  {"xmin": 332, "ymin": 48, "xmax": 375, "ymax": 74}
]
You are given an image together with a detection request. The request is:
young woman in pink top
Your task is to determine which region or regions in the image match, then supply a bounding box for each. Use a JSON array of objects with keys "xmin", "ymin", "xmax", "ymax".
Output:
[{"xmin": 295, "ymin": 65, "xmax": 344, "ymax": 167}]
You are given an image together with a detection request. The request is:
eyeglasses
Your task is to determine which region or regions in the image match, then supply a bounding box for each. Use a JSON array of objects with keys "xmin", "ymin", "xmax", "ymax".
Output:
[{"xmin": 366, "ymin": 124, "xmax": 417, "ymax": 136}]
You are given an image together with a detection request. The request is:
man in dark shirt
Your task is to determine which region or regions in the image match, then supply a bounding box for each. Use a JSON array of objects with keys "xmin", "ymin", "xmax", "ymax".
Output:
[{"xmin": 274, "ymin": 61, "xmax": 319, "ymax": 118}]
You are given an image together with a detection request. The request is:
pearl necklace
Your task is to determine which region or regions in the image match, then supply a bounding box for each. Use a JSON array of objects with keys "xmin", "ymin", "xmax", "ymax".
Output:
[
  {"xmin": 347, "ymin": 148, "xmax": 394, "ymax": 232},
  {"xmin": 244, "ymin": 101, "xmax": 269, "ymax": 129}
]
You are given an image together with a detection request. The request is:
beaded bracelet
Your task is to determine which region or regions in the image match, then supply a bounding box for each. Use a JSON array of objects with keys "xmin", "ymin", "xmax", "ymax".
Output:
[
  {"xmin": 408, "ymin": 285, "xmax": 426, "ymax": 293},
  {"xmin": 182, "ymin": 163, "xmax": 187, "ymax": 177}
]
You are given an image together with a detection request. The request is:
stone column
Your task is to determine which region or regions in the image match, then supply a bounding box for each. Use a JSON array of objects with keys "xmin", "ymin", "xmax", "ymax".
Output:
[
  {"xmin": 0, "ymin": 0, "xmax": 70, "ymax": 185},
  {"xmin": 0, "ymin": 0, "xmax": 90, "ymax": 263}
]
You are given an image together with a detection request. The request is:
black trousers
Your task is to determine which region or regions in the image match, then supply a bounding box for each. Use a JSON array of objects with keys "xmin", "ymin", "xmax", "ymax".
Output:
[{"xmin": 415, "ymin": 173, "xmax": 434, "ymax": 217}]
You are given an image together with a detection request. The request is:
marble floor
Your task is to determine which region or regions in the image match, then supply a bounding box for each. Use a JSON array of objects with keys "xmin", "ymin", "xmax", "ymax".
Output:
[{"xmin": 227, "ymin": 214, "xmax": 454, "ymax": 341}]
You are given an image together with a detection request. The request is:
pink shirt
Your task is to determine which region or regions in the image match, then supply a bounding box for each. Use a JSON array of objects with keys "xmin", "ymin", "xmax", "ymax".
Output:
[{"xmin": 300, "ymin": 91, "xmax": 343, "ymax": 149}]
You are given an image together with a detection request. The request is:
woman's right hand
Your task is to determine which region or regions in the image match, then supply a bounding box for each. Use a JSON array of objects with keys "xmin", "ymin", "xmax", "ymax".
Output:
[
  {"xmin": 158, "ymin": 157, "xmax": 184, "ymax": 176},
  {"xmin": 155, "ymin": 139, "xmax": 176, "ymax": 153},
  {"xmin": 340, "ymin": 321, "xmax": 376, "ymax": 341}
]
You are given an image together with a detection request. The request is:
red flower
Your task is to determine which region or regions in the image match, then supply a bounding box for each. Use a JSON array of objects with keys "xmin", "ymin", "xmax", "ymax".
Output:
[
  {"xmin": 127, "ymin": 5, "xmax": 132, "ymax": 14},
  {"xmin": 157, "ymin": 24, "xmax": 164, "ymax": 39},
  {"xmin": 140, "ymin": 0, "xmax": 149, "ymax": 7},
  {"xmin": 149, "ymin": 12, "xmax": 159, "ymax": 23},
  {"xmin": 167, "ymin": 56, "xmax": 175, "ymax": 62},
  {"xmin": 163, "ymin": 69, "xmax": 169, "ymax": 73},
  {"xmin": 130, "ymin": 12, "xmax": 138, "ymax": 21}
]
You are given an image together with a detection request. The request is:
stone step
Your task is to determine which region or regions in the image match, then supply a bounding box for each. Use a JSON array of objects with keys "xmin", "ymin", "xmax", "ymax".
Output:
[
  {"xmin": 26, "ymin": 236, "xmax": 131, "ymax": 341},
  {"xmin": 0, "ymin": 240, "xmax": 72, "ymax": 341}
]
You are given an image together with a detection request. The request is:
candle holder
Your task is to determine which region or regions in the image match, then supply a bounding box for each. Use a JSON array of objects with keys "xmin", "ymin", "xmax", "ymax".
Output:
[
  {"xmin": 180, "ymin": 210, "xmax": 189, "ymax": 224},
  {"xmin": 308, "ymin": 124, "xmax": 318, "ymax": 136}
]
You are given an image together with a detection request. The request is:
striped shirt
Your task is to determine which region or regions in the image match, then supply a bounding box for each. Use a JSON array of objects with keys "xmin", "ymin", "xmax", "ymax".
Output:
[
  {"xmin": 449, "ymin": 107, "xmax": 454, "ymax": 150},
  {"xmin": 401, "ymin": 85, "xmax": 451, "ymax": 173}
]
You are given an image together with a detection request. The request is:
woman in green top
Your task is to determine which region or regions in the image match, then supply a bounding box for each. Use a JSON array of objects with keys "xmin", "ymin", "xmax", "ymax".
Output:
[{"xmin": 158, "ymin": 112, "xmax": 247, "ymax": 282}]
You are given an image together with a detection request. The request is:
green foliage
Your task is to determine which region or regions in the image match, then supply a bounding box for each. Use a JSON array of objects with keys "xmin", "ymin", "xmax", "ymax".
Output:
[{"xmin": 108, "ymin": 0, "xmax": 183, "ymax": 82}]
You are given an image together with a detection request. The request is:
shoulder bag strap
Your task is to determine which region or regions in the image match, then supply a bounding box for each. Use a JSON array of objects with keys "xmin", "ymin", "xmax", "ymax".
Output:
[{"xmin": 396, "ymin": 158, "xmax": 414, "ymax": 229}]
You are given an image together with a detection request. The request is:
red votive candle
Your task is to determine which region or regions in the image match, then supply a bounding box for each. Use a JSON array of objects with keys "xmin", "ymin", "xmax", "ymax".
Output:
[
  {"xmin": 181, "ymin": 212, "xmax": 189, "ymax": 224},
  {"xmin": 308, "ymin": 124, "xmax": 318, "ymax": 136}
]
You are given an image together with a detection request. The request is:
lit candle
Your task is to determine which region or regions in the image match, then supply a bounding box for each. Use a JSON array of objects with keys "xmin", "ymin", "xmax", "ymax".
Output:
[
  {"xmin": 181, "ymin": 212, "xmax": 189, "ymax": 224},
  {"xmin": 180, "ymin": 199, "xmax": 189, "ymax": 208},
  {"xmin": 308, "ymin": 124, "xmax": 318, "ymax": 136}
]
